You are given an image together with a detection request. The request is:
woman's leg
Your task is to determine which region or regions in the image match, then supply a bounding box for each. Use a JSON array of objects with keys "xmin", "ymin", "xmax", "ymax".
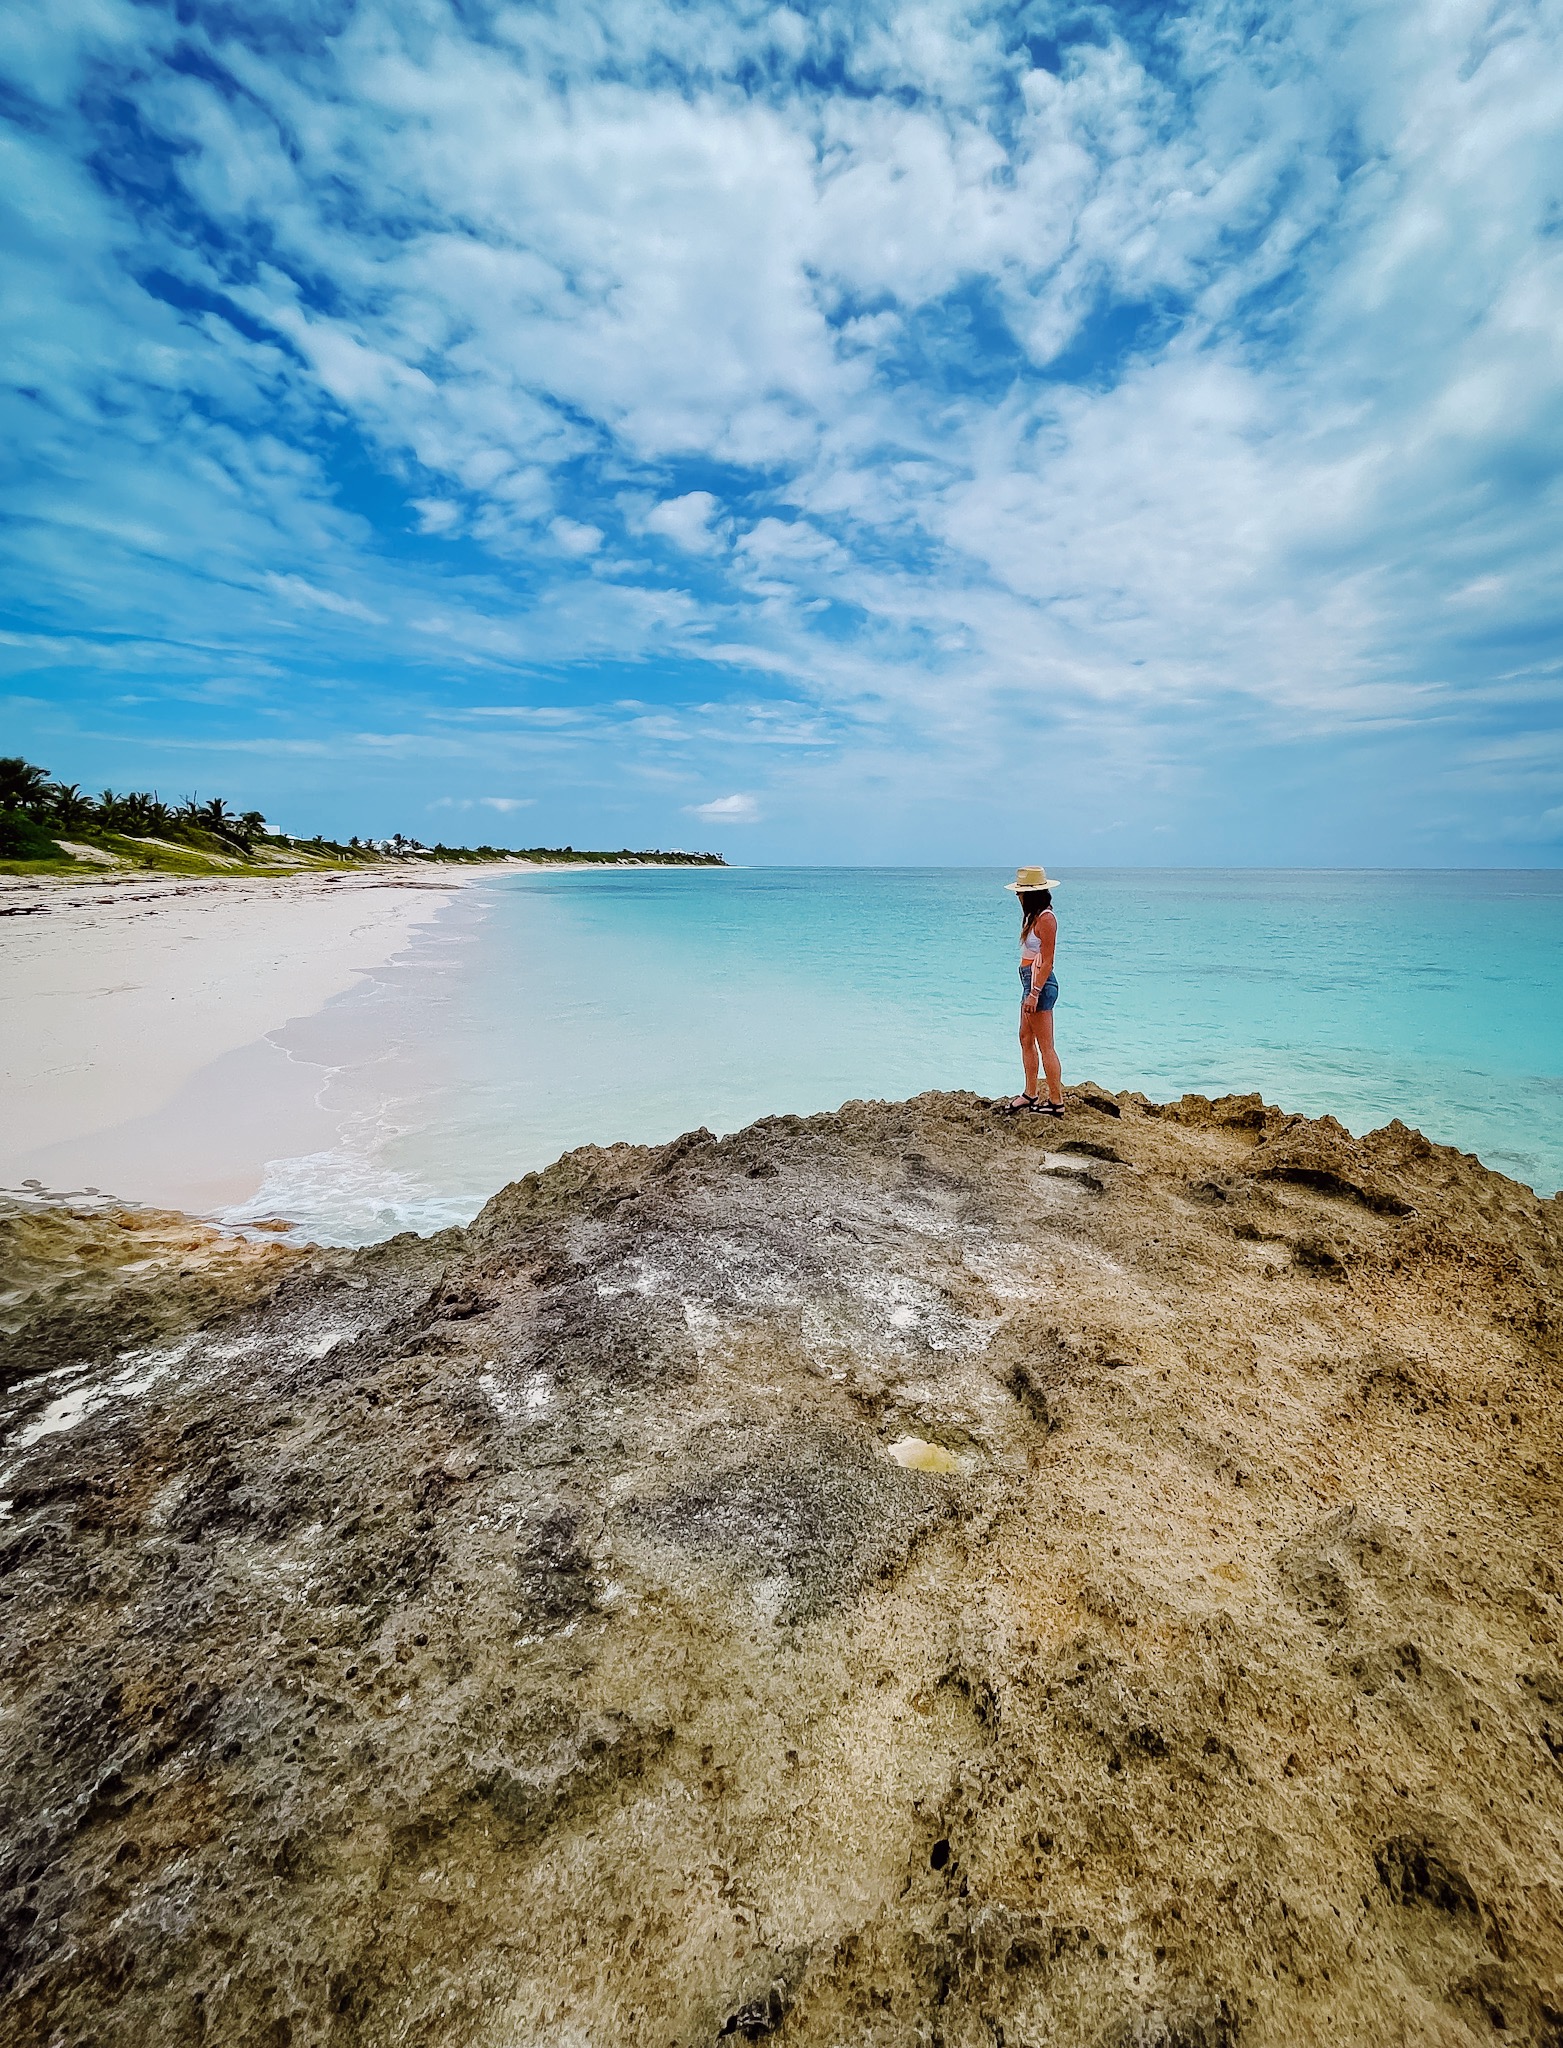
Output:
[
  {"xmin": 1019, "ymin": 1012, "xmax": 1041, "ymax": 1098},
  {"xmin": 1038, "ymin": 1007, "xmax": 1062, "ymax": 1106}
]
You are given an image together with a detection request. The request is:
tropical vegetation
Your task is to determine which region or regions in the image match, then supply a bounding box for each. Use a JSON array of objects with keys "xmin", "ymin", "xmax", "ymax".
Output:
[{"xmin": 0, "ymin": 756, "xmax": 723, "ymax": 874}]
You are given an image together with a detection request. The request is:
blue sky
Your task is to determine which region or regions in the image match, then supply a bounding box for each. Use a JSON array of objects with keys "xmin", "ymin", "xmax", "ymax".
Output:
[{"xmin": 3, "ymin": 0, "xmax": 1561, "ymax": 862}]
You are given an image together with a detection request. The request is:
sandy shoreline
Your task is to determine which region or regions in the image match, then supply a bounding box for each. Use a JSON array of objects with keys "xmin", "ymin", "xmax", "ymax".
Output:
[{"xmin": 0, "ymin": 868, "xmax": 476, "ymax": 1211}]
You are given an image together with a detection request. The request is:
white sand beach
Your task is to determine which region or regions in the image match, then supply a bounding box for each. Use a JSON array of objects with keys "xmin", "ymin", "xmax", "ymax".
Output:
[{"xmin": 0, "ymin": 870, "xmax": 471, "ymax": 1212}]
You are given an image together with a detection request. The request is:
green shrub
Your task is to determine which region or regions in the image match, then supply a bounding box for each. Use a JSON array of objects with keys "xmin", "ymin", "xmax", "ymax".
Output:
[{"xmin": 0, "ymin": 809, "xmax": 65, "ymax": 861}]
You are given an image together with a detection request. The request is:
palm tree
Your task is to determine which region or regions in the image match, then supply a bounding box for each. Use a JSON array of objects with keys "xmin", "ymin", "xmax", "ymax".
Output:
[
  {"xmin": 46, "ymin": 783, "xmax": 97, "ymax": 830},
  {"xmin": 1, "ymin": 758, "xmax": 53, "ymax": 817},
  {"xmin": 203, "ymin": 797, "xmax": 258, "ymax": 855},
  {"xmin": 97, "ymin": 789, "xmax": 148, "ymax": 834},
  {"xmin": 221, "ymin": 808, "xmax": 266, "ymax": 856}
]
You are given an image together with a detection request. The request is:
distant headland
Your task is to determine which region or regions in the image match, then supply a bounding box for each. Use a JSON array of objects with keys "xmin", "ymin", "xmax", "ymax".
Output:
[{"xmin": 0, "ymin": 756, "xmax": 725, "ymax": 877}]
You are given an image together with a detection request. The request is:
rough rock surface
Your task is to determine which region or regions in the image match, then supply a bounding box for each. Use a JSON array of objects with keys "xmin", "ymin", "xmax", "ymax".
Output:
[{"xmin": 2, "ymin": 1088, "xmax": 1562, "ymax": 2047}]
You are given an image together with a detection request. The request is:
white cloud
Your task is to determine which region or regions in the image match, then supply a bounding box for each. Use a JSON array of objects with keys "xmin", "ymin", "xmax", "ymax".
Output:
[
  {"xmin": 703, "ymin": 645, "xmax": 802, "ymax": 675},
  {"xmin": 687, "ymin": 792, "xmax": 760, "ymax": 823},
  {"xmin": 263, "ymin": 574, "xmax": 385, "ymax": 625},
  {"xmin": 642, "ymin": 491, "xmax": 726, "ymax": 553},
  {"xmin": 549, "ymin": 516, "xmax": 604, "ymax": 556},
  {"xmin": 454, "ymin": 705, "xmax": 592, "ymax": 726},
  {"xmin": 735, "ymin": 518, "xmax": 841, "ymax": 567},
  {"xmin": 430, "ymin": 795, "xmax": 536, "ymax": 812},
  {"xmin": 412, "ymin": 499, "xmax": 459, "ymax": 536}
]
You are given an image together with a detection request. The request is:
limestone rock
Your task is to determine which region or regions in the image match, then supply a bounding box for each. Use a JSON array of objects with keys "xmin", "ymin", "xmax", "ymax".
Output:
[{"xmin": 2, "ymin": 1086, "xmax": 1562, "ymax": 2046}]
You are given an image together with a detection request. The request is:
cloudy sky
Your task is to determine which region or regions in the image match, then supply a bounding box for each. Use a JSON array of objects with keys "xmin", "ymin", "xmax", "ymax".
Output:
[{"xmin": 3, "ymin": 0, "xmax": 1561, "ymax": 861}]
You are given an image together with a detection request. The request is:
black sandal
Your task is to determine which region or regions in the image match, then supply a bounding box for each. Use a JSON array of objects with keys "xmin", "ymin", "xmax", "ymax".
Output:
[
  {"xmin": 1032, "ymin": 1099, "xmax": 1065, "ymax": 1117},
  {"xmin": 999, "ymin": 1094, "xmax": 1037, "ymax": 1114}
]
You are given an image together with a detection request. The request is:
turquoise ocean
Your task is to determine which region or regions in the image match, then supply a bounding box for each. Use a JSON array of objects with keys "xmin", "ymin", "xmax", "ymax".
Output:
[{"xmin": 227, "ymin": 867, "xmax": 1563, "ymax": 1245}]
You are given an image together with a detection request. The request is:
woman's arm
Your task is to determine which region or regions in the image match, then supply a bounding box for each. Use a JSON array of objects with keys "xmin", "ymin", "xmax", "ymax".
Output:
[{"xmin": 1033, "ymin": 910, "xmax": 1057, "ymax": 982}]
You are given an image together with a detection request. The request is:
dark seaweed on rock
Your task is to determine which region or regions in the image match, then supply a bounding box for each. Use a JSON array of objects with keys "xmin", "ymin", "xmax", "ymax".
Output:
[{"xmin": 1, "ymin": 1085, "xmax": 1562, "ymax": 2048}]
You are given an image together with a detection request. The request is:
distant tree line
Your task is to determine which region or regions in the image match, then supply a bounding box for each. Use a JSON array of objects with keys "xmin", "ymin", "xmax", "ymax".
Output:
[
  {"xmin": 0, "ymin": 756, "xmax": 723, "ymax": 866},
  {"xmin": 1, "ymin": 756, "xmax": 268, "ymax": 858}
]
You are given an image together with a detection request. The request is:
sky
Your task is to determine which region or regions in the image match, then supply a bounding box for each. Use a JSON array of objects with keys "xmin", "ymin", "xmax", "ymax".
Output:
[{"xmin": 2, "ymin": 0, "xmax": 1562, "ymax": 864}]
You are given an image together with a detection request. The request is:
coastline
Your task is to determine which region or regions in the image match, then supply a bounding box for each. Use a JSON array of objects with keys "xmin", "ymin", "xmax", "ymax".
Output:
[
  {"xmin": 0, "ymin": 867, "xmax": 478, "ymax": 1211},
  {"xmin": 8, "ymin": 861, "xmax": 1560, "ymax": 1233}
]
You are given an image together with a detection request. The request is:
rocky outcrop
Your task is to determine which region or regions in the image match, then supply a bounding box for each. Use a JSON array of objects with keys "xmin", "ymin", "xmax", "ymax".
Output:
[{"xmin": 2, "ymin": 1088, "xmax": 1562, "ymax": 2047}]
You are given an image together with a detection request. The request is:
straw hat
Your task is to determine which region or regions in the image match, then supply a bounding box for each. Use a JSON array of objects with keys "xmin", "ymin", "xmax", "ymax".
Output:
[{"xmin": 1004, "ymin": 864, "xmax": 1062, "ymax": 892}]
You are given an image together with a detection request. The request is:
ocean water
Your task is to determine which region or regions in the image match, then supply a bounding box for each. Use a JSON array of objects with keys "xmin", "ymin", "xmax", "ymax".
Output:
[{"xmin": 226, "ymin": 867, "xmax": 1563, "ymax": 1244}]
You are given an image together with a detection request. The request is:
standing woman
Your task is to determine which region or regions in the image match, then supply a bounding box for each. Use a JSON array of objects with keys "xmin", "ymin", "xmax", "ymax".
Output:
[{"xmin": 1003, "ymin": 864, "xmax": 1064, "ymax": 1116}]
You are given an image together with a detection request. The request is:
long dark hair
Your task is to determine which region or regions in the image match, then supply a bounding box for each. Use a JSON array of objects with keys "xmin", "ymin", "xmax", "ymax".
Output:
[{"xmin": 1018, "ymin": 887, "xmax": 1053, "ymax": 938}]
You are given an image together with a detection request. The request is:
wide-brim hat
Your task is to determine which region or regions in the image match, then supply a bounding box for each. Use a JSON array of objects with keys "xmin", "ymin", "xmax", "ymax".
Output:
[{"xmin": 1004, "ymin": 865, "xmax": 1062, "ymax": 892}]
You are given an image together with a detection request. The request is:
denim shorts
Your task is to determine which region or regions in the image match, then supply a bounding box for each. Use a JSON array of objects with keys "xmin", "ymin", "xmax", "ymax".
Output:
[{"xmin": 1020, "ymin": 965, "xmax": 1059, "ymax": 1012}]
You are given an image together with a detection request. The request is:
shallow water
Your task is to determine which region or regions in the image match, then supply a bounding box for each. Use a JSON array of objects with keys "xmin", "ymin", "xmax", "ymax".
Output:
[{"xmin": 223, "ymin": 867, "xmax": 1563, "ymax": 1244}]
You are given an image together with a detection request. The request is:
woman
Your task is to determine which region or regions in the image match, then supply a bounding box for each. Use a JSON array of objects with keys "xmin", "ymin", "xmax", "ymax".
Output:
[{"xmin": 1003, "ymin": 864, "xmax": 1064, "ymax": 1116}]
